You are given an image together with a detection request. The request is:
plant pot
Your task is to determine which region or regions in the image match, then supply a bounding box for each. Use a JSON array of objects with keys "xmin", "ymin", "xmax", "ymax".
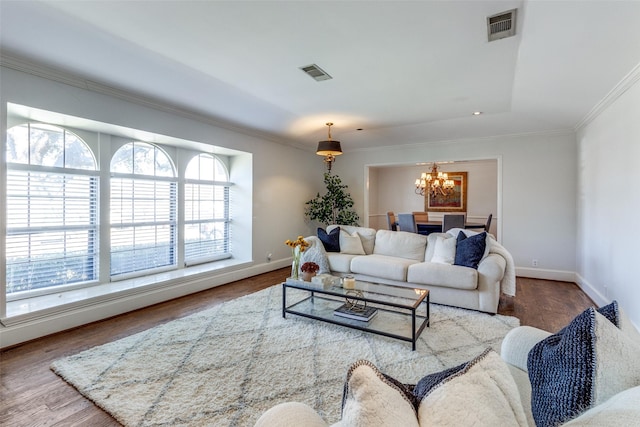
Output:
[{"xmin": 302, "ymin": 271, "xmax": 316, "ymax": 282}]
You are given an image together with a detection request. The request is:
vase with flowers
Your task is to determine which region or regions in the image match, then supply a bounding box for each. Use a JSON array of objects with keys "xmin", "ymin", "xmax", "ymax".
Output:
[
  {"xmin": 284, "ymin": 236, "xmax": 309, "ymax": 280},
  {"xmin": 301, "ymin": 262, "xmax": 320, "ymax": 282}
]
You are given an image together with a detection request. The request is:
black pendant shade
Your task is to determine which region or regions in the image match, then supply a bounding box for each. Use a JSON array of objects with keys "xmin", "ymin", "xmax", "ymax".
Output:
[
  {"xmin": 316, "ymin": 122, "xmax": 343, "ymax": 171},
  {"xmin": 316, "ymin": 139, "xmax": 342, "ymax": 156}
]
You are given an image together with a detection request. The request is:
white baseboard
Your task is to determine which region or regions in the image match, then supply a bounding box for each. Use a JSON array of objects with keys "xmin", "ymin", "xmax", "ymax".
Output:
[
  {"xmin": 574, "ymin": 273, "xmax": 609, "ymax": 307},
  {"xmin": 515, "ymin": 267, "xmax": 576, "ymax": 282},
  {"xmin": 0, "ymin": 260, "xmax": 289, "ymax": 349}
]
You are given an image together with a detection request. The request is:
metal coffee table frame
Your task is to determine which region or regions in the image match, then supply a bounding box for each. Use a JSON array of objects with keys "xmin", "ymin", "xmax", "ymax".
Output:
[{"xmin": 283, "ymin": 280, "xmax": 429, "ymax": 351}]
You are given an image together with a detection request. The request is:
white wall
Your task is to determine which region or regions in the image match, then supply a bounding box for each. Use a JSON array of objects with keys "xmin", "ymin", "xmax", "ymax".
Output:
[
  {"xmin": 331, "ymin": 132, "xmax": 578, "ymax": 280},
  {"xmin": 0, "ymin": 65, "xmax": 327, "ymax": 347},
  {"xmin": 576, "ymin": 70, "xmax": 640, "ymax": 327}
]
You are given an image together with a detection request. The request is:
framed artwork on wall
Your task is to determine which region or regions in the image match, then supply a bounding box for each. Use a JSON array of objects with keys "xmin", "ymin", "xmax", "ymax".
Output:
[{"xmin": 425, "ymin": 171, "xmax": 467, "ymax": 212}]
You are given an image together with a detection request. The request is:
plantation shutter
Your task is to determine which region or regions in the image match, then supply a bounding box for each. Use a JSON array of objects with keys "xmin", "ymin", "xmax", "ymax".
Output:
[
  {"xmin": 6, "ymin": 168, "xmax": 100, "ymax": 294},
  {"xmin": 110, "ymin": 175, "xmax": 177, "ymax": 277},
  {"xmin": 184, "ymin": 181, "xmax": 231, "ymax": 265}
]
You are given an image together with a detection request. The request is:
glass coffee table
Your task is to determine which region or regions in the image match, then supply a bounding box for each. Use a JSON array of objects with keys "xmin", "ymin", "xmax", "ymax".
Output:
[{"xmin": 282, "ymin": 278, "xmax": 429, "ymax": 350}]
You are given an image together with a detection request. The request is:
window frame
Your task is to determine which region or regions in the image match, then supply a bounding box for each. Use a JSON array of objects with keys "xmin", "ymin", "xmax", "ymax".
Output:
[
  {"xmin": 5, "ymin": 122, "xmax": 237, "ymax": 302},
  {"xmin": 109, "ymin": 141, "xmax": 178, "ymax": 280},
  {"xmin": 184, "ymin": 153, "xmax": 232, "ymax": 266},
  {"xmin": 5, "ymin": 123, "xmax": 100, "ymax": 301}
]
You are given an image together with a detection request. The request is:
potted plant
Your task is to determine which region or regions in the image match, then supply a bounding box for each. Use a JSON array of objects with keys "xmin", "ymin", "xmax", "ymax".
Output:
[
  {"xmin": 305, "ymin": 173, "xmax": 359, "ymax": 226},
  {"xmin": 300, "ymin": 262, "xmax": 320, "ymax": 282}
]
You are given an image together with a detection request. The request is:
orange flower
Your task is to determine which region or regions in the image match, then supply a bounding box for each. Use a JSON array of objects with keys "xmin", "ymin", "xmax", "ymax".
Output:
[{"xmin": 285, "ymin": 236, "xmax": 309, "ymax": 251}]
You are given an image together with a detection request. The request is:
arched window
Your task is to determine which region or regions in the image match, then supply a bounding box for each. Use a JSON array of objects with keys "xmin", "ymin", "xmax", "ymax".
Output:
[
  {"xmin": 110, "ymin": 142, "xmax": 177, "ymax": 278},
  {"xmin": 184, "ymin": 154, "xmax": 231, "ymax": 264},
  {"xmin": 5, "ymin": 123, "xmax": 99, "ymax": 296}
]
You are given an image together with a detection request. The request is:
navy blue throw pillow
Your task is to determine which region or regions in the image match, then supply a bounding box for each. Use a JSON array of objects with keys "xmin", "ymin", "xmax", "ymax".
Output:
[
  {"xmin": 527, "ymin": 301, "xmax": 620, "ymax": 427},
  {"xmin": 412, "ymin": 361, "xmax": 467, "ymax": 401},
  {"xmin": 318, "ymin": 227, "xmax": 340, "ymax": 252},
  {"xmin": 454, "ymin": 231, "xmax": 486, "ymax": 269}
]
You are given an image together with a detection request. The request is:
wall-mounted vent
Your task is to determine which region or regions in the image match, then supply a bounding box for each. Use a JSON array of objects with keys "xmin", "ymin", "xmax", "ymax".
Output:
[
  {"xmin": 299, "ymin": 64, "xmax": 332, "ymax": 81},
  {"xmin": 487, "ymin": 9, "xmax": 517, "ymax": 42}
]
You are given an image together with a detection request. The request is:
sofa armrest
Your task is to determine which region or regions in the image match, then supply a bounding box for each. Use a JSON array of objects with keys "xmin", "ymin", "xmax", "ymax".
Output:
[
  {"xmin": 254, "ymin": 402, "xmax": 329, "ymax": 427},
  {"xmin": 501, "ymin": 326, "xmax": 553, "ymax": 372},
  {"xmin": 477, "ymin": 253, "xmax": 506, "ymax": 283}
]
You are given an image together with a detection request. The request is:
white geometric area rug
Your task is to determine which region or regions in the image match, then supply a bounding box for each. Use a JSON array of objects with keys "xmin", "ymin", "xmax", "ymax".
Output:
[{"xmin": 51, "ymin": 285, "xmax": 519, "ymax": 427}]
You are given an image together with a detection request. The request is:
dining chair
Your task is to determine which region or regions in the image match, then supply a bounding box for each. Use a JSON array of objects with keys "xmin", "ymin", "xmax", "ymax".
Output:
[
  {"xmin": 412, "ymin": 211, "xmax": 430, "ymax": 235},
  {"xmin": 442, "ymin": 214, "xmax": 465, "ymax": 232},
  {"xmin": 397, "ymin": 213, "xmax": 417, "ymax": 233},
  {"xmin": 412, "ymin": 211, "xmax": 429, "ymax": 223},
  {"xmin": 484, "ymin": 213, "xmax": 493, "ymax": 233},
  {"xmin": 387, "ymin": 211, "xmax": 398, "ymax": 231}
]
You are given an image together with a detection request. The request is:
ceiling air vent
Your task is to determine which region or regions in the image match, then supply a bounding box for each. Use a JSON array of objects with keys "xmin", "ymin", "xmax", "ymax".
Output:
[
  {"xmin": 487, "ymin": 9, "xmax": 517, "ymax": 42},
  {"xmin": 299, "ymin": 64, "xmax": 332, "ymax": 81}
]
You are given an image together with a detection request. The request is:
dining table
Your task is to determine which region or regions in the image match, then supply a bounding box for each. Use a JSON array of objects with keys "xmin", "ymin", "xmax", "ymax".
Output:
[{"xmin": 415, "ymin": 220, "xmax": 486, "ymax": 235}]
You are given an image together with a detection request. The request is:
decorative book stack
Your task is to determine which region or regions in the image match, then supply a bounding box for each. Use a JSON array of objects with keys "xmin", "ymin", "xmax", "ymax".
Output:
[{"xmin": 334, "ymin": 303, "xmax": 378, "ymax": 322}]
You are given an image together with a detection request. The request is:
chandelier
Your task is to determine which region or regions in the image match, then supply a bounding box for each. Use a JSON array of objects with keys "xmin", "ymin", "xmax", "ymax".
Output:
[
  {"xmin": 414, "ymin": 163, "xmax": 455, "ymax": 197},
  {"xmin": 316, "ymin": 122, "xmax": 342, "ymax": 171}
]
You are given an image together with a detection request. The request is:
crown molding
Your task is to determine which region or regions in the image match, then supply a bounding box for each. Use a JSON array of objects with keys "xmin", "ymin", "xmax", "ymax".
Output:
[
  {"xmin": 575, "ymin": 61, "xmax": 640, "ymax": 131},
  {"xmin": 348, "ymin": 127, "xmax": 576, "ymax": 154},
  {"xmin": 0, "ymin": 52, "xmax": 307, "ymax": 151}
]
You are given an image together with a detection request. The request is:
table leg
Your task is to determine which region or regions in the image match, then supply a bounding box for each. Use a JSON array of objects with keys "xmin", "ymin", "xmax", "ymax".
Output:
[{"xmin": 282, "ymin": 283, "xmax": 286, "ymax": 318}]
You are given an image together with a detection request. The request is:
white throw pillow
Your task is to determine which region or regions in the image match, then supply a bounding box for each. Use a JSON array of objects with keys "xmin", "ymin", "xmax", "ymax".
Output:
[
  {"xmin": 334, "ymin": 360, "xmax": 419, "ymax": 427},
  {"xmin": 417, "ymin": 349, "xmax": 528, "ymax": 426},
  {"xmin": 430, "ymin": 236, "xmax": 456, "ymax": 264},
  {"xmin": 340, "ymin": 231, "xmax": 366, "ymax": 255}
]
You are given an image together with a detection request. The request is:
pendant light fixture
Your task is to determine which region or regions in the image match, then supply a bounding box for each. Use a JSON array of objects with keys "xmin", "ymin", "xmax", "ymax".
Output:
[
  {"xmin": 415, "ymin": 163, "xmax": 455, "ymax": 198},
  {"xmin": 316, "ymin": 122, "xmax": 342, "ymax": 171}
]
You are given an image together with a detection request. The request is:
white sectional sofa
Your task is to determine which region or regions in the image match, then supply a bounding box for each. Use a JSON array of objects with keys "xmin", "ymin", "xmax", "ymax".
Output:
[
  {"xmin": 302, "ymin": 224, "xmax": 515, "ymax": 314},
  {"xmin": 255, "ymin": 303, "xmax": 640, "ymax": 427}
]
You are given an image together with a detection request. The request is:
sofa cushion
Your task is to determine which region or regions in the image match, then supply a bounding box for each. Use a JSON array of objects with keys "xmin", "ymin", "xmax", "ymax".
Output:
[
  {"xmin": 454, "ymin": 231, "xmax": 487, "ymax": 269},
  {"xmin": 337, "ymin": 360, "xmax": 419, "ymax": 427},
  {"xmin": 318, "ymin": 227, "xmax": 340, "ymax": 252},
  {"xmin": 373, "ymin": 229, "xmax": 427, "ymax": 261},
  {"xmin": 528, "ymin": 301, "xmax": 640, "ymax": 427},
  {"xmin": 407, "ymin": 262, "xmax": 478, "ymax": 290},
  {"xmin": 327, "ymin": 253, "xmax": 359, "ymax": 273},
  {"xmin": 255, "ymin": 402, "xmax": 329, "ymax": 427},
  {"xmin": 431, "ymin": 235, "xmax": 456, "ymax": 264},
  {"xmin": 561, "ymin": 386, "xmax": 640, "ymax": 426},
  {"xmin": 415, "ymin": 349, "xmax": 528, "ymax": 426},
  {"xmin": 339, "ymin": 230, "xmax": 366, "ymax": 255},
  {"xmin": 351, "ymin": 254, "xmax": 418, "ymax": 282},
  {"xmin": 328, "ymin": 225, "xmax": 377, "ymax": 255}
]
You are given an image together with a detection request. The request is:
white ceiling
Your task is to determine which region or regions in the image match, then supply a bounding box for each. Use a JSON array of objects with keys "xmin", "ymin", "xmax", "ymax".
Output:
[{"xmin": 1, "ymin": 1, "xmax": 640, "ymax": 152}]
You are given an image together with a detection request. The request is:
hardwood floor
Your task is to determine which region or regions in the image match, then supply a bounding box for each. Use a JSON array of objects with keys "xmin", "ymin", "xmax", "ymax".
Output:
[{"xmin": 0, "ymin": 269, "xmax": 594, "ymax": 426}]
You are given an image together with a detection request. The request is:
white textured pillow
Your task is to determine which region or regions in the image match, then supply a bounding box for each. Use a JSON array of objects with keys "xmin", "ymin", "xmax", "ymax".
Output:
[
  {"xmin": 417, "ymin": 349, "xmax": 528, "ymax": 426},
  {"xmin": 430, "ymin": 236, "xmax": 456, "ymax": 264},
  {"xmin": 335, "ymin": 360, "xmax": 419, "ymax": 427},
  {"xmin": 340, "ymin": 231, "xmax": 366, "ymax": 255},
  {"xmin": 300, "ymin": 236, "xmax": 331, "ymax": 274}
]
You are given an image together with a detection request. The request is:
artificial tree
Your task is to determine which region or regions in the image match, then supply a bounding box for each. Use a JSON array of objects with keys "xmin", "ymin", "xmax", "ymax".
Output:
[{"xmin": 305, "ymin": 172, "xmax": 359, "ymax": 226}]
